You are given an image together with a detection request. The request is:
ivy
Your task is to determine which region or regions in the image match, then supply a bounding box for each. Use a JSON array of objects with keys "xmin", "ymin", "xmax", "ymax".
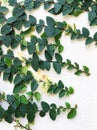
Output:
[{"xmin": 0, "ymin": 0, "xmax": 93, "ymax": 129}]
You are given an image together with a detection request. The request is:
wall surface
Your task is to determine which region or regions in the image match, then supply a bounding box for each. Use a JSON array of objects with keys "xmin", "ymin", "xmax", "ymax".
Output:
[{"xmin": 0, "ymin": 1, "xmax": 97, "ymax": 130}]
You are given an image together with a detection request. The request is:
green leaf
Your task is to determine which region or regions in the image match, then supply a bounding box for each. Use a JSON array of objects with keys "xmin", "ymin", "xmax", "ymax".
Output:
[
  {"xmin": 58, "ymin": 45, "xmax": 64, "ymax": 53},
  {"xmin": 44, "ymin": 2, "xmax": 52, "ymax": 9},
  {"xmin": 21, "ymin": 26, "xmax": 34, "ymax": 37},
  {"xmin": 49, "ymin": 109, "xmax": 57, "ymax": 121},
  {"xmin": 82, "ymin": 27, "xmax": 89, "ymax": 38},
  {"xmin": 93, "ymin": 32, "xmax": 97, "ymax": 41},
  {"xmin": 55, "ymin": 53, "xmax": 62, "ymax": 62},
  {"xmin": 13, "ymin": 84, "xmax": 27, "ymax": 93},
  {"xmin": 27, "ymin": 42, "xmax": 36, "ymax": 54},
  {"xmin": 65, "ymin": 102, "xmax": 71, "ymax": 109},
  {"xmin": 43, "ymin": 61, "xmax": 51, "ymax": 71},
  {"xmin": 69, "ymin": 87, "xmax": 74, "ymax": 94},
  {"xmin": 85, "ymin": 37, "xmax": 93, "ymax": 45},
  {"xmin": 54, "ymin": 3, "xmax": 62, "ymax": 13},
  {"xmin": 53, "ymin": 62, "xmax": 61, "ymax": 74},
  {"xmin": 31, "ymin": 53, "xmax": 39, "ymax": 71},
  {"xmin": 46, "ymin": 16, "xmax": 55, "ymax": 27},
  {"xmin": 4, "ymin": 57, "xmax": 12, "ymax": 67},
  {"xmin": 59, "ymin": 90, "xmax": 66, "ymax": 98},
  {"xmin": 31, "ymin": 79, "xmax": 38, "ymax": 92},
  {"xmin": 88, "ymin": 11, "xmax": 96, "ymax": 23},
  {"xmin": 67, "ymin": 108, "xmax": 77, "ymax": 119},
  {"xmin": 24, "ymin": 0, "xmax": 34, "ymax": 11},
  {"xmin": 45, "ymin": 50, "xmax": 52, "ymax": 61},
  {"xmin": 0, "ymin": 106, "xmax": 5, "ymax": 119},
  {"xmin": 66, "ymin": 0, "xmax": 74, "ymax": 4},
  {"xmin": 0, "ymin": 6, "xmax": 9, "ymax": 14},
  {"xmin": 36, "ymin": 19, "xmax": 44, "ymax": 33},
  {"xmin": 1, "ymin": 24, "xmax": 12, "ymax": 35},
  {"xmin": 7, "ymin": 16, "xmax": 17, "ymax": 23},
  {"xmin": 4, "ymin": 112, "xmax": 13, "ymax": 123},
  {"xmin": 14, "ymin": 74, "xmax": 23, "ymax": 85},
  {"xmin": 0, "ymin": 14, "xmax": 5, "ymax": 23},
  {"xmin": 29, "ymin": 15, "xmax": 37, "ymax": 26},
  {"xmin": 13, "ymin": 5, "xmax": 24, "ymax": 17},
  {"xmin": 45, "ymin": 26, "xmax": 55, "ymax": 37},
  {"xmin": 39, "ymin": 110, "xmax": 46, "ymax": 117},
  {"xmin": 13, "ymin": 57, "xmax": 22, "ymax": 67},
  {"xmin": 8, "ymin": 0, "xmax": 17, "ymax": 6},
  {"xmin": 34, "ymin": 92, "xmax": 41, "ymax": 101},
  {"xmin": 62, "ymin": 4, "xmax": 73, "ymax": 16},
  {"xmin": 67, "ymin": 65, "xmax": 74, "ymax": 70},
  {"xmin": 41, "ymin": 101, "xmax": 50, "ymax": 112},
  {"xmin": 75, "ymin": 70, "xmax": 82, "ymax": 76},
  {"xmin": 83, "ymin": 66, "xmax": 89, "ymax": 73},
  {"xmin": 27, "ymin": 112, "xmax": 35, "ymax": 122},
  {"xmin": 20, "ymin": 95, "xmax": 28, "ymax": 104}
]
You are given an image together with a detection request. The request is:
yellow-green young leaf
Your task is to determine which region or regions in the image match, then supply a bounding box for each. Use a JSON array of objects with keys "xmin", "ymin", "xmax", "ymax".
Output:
[
  {"xmin": 20, "ymin": 95, "xmax": 28, "ymax": 104},
  {"xmin": 4, "ymin": 57, "xmax": 12, "ymax": 67},
  {"xmin": 67, "ymin": 108, "xmax": 77, "ymax": 119},
  {"xmin": 34, "ymin": 92, "xmax": 41, "ymax": 101},
  {"xmin": 65, "ymin": 102, "xmax": 71, "ymax": 109},
  {"xmin": 69, "ymin": 87, "xmax": 74, "ymax": 94}
]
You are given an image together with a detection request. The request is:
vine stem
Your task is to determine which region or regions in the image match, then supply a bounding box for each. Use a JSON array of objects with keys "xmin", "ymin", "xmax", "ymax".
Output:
[{"xmin": 14, "ymin": 119, "xmax": 31, "ymax": 130}]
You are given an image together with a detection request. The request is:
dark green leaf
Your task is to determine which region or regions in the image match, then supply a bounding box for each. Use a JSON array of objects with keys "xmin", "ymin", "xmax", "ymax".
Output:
[
  {"xmin": 0, "ymin": 14, "xmax": 5, "ymax": 23},
  {"xmin": 31, "ymin": 53, "xmax": 39, "ymax": 71},
  {"xmin": 55, "ymin": 53, "xmax": 62, "ymax": 62},
  {"xmin": 8, "ymin": 0, "xmax": 17, "ymax": 6},
  {"xmin": 24, "ymin": 0, "xmax": 34, "ymax": 11},
  {"xmin": 45, "ymin": 50, "xmax": 52, "ymax": 61},
  {"xmin": 27, "ymin": 42, "xmax": 36, "ymax": 54},
  {"xmin": 4, "ymin": 112, "xmax": 13, "ymax": 123},
  {"xmin": 49, "ymin": 109, "xmax": 57, "ymax": 121},
  {"xmin": 0, "ymin": 106, "xmax": 5, "ymax": 119},
  {"xmin": 29, "ymin": 15, "xmax": 37, "ymax": 26},
  {"xmin": 53, "ymin": 62, "xmax": 61, "ymax": 74},
  {"xmin": 85, "ymin": 37, "xmax": 93, "ymax": 45},
  {"xmin": 75, "ymin": 70, "xmax": 82, "ymax": 76},
  {"xmin": 1, "ymin": 24, "xmax": 12, "ymax": 35},
  {"xmin": 14, "ymin": 74, "xmax": 23, "ymax": 85},
  {"xmin": 62, "ymin": 4, "xmax": 73, "ymax": 16},
  {"xmin": 82, "ymin": 27, "xmax": 89, "ymax": 38},
  {"xmin": 39, "ymin": 110, "xmax": 46, "ymax": 117},
  {"xmin": 0, "ymin": 6, "xmax": 8, "ymax": 14},
  {"xmin": 46, "ymin": 16, "xmax": 55, "ymax": 27},
  {"xmin": 88, "ymin": 11, "xmax": 96, "ymax": 23},
  {"xmin": 31, "ymin": 79, "xmax": 38, "ymax": 92},
  {"xmin": 43, "ymin": 61, "xmax": 51, "ymax": 71},
  {"xmin": 45, "ymin": 26, "xmax": 55, "ymax": 37},
  {"xmin": 59, "ymin": 90, "xmax": 66, "ymax": 98},
  {"xmin": 54, "ymin": 3, "xmax": 62, "ymax": 13},
  {"xmin": 1, "ymin": 36, "xmax": 12, "ymax": 47},
  {"xmin": 13, "ymin": 5, "xmax": 24, "ymax": 17},
  {"xmin": 41, "ymin": 101, "xmax": 50, "ymax": 112},
  {"xmin": 93, "ymin": 32, "xmax": 97, "ymax": 41},
  {"xmin": 7, "ymin": 16, "xmax": 17, "ymax": 23}
]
